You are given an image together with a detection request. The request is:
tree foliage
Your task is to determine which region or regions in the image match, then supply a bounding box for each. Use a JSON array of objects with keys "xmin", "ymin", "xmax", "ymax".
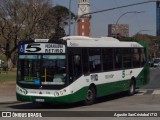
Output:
[
  {"xmin": 0, "ymin": 0, "xmax": 75, "ymax": 68},
  {"xmin": 118, "ymin": 34, "xmax": 160, "ymax": 60},
  {"xmin": 134, "ymin": 34, "xmax": 160, "ymax": 59},
  {"xmin": 48, "ymin": 5, "xmax": 75, "ymax": 39}
]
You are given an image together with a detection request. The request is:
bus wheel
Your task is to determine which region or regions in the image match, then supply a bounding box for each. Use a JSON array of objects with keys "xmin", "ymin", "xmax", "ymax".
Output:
[
  {"xmin": 128, "ymin": 79, "xmax": 135, "ymax": 96},
  {"xmin": 84, "ymin": 87, "xmax": 96, "ymax": 105}
]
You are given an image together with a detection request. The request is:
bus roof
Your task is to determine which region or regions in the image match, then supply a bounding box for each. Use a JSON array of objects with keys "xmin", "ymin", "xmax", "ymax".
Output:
[{"xmin": 62, "ymin": 36, "xmax": 143, "ymax": 48}]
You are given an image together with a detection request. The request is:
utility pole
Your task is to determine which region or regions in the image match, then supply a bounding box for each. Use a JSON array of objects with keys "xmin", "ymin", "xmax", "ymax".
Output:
[
  {"xmin": 115, "ymin": 11, "xmax": 144, "ymax": 38},
  {"xmin": 68, "ymin": 0, "xmax": 72, "ymax": 36}
]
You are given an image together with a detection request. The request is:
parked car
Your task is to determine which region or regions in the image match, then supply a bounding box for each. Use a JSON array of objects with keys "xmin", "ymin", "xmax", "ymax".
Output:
[{"xmin": 153, "ymin": 58, "xmax": 160, "ymax": 67}]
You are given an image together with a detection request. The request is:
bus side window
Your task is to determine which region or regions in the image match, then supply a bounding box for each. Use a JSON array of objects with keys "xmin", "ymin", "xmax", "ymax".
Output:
[
  {"xmin": 73, "ymin": 55, "xmax": 82, "ymax": 78},
  {"xmin": 68, "ymin": 48, "xmax": 82, "ymax": 83},
  {"xmin": 102, "ymin": 48, "xmax": 114, "ymax": 71},
  {"xmin": 140, "ymin": 48, "xmax": 146, "ymax": 67},
  {"xmin": 89, "ymin": 48, "xmax": 101, "ymax": 73},
  {"xmin": 68, "ymin": 51, "xmax": 73, "ymax": 83},
  {"xmin": 82, "ymin": 48, "xmax": 89, "ymax": 75},
  {"xmin": 122, "ymin": 48, "xmax": 132, "ymax": 69},
  {"xmin": 114, "ymin": 48, "xmax": 122, "ymax": 70},
  {"xmin": 132, "ymin": 48, "xmax": 140, "ymax": 68}
]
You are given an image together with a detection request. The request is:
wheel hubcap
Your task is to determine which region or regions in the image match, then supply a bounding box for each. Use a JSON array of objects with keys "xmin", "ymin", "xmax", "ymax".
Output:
[
  {"xmin": 87, "ymin": 90, "xmax": 93, "ymax": 100},
  {"xmin": 130, "ymin": 84, "xmax": 134, "ymax": 93}
]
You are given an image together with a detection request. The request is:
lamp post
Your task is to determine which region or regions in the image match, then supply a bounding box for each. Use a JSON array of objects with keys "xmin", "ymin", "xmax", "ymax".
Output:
[
  {"xmin": 116, "ymin": 11, "xmax": 145, "ymax": 25},
  {"xmin": 68, "ymin": 0, "xmax": 72, "ymax": 36},
  {"xmin": 115, "ymin": 11, "xmax": 145, "ymax": 38}
]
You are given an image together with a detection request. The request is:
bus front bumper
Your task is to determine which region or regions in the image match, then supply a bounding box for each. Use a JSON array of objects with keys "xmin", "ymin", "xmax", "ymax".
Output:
[{"xmin": 16, "ymin": 92, "xmax": 73, "ymax": 104}]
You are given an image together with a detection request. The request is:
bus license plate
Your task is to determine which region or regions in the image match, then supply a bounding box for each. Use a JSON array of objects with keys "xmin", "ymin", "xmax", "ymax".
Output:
[{"xmin": 35, "ymin": 99, "xmax": 44, "ymax": 102}]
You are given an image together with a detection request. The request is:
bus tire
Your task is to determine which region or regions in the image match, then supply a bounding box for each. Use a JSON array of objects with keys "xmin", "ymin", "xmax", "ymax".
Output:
[
  {"xmin": 84, "ymin": 87, "xmax": 96, "ymax": 105},
  {"xmin": 128, "ymin": 79, "xmax": 135, "ymax": 96}
]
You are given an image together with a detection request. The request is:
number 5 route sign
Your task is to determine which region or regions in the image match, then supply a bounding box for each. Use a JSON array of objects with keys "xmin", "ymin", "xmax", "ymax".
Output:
[{"xmin": 19, "ymin": 43, "xmax": 65, "ymax": 54}]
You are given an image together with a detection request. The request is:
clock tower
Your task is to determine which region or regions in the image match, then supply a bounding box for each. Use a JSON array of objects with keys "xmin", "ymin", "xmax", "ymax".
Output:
[{"xmin": 78, "ymin": 0, "xmax": 90, "ymax": 36}]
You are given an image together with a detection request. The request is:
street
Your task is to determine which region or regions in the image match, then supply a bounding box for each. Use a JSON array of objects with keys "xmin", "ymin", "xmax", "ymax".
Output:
[
  {"xmin": 0, "ymin": 68, "xmax": 160, "ymax": 119},
  {"xmin": 143, "ymin": 67, "xmax": 160, "ymax": 89}
]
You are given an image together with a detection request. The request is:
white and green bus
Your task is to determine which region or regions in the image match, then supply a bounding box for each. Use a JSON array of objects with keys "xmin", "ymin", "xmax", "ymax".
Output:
[{"xmin": 16, "ymin": 36, "xmax": 150, "ymax": 105}]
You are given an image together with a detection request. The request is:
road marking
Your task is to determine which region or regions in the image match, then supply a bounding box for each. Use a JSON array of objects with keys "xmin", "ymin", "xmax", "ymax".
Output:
[
  {"xmin": 135, "ymin": 89, "xmax": 160, "ymax": 95},
  {"xmin": 152, "ymin": 90, "xmax": 160, "ymax": 95},
  {"xmin": 135, "ymin": 89, "xmax": 147, "ymax": 95}
]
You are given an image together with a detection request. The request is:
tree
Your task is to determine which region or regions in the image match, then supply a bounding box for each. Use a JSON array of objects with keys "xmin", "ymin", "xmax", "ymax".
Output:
[
  {"xmin": 0, "ymin": 0, "xmax": 53, "ymax": 69},
  {"xmin": 23, "ymin": 0, "xmax": 52, "ymax": 39},
  {"xmin": 48, "ymin": 5, "xmax": 75, "ymax": 39},
  {"xmin": 0, "ymin": 0, "xmax": 76, "ymax": 69},
  {"xmin": 0, "ymin": 0, "xmax": 26, "ymax": 68},
  {"xmin": 134, "ymin": 34, "xmax": 160, "ymax": 60}
]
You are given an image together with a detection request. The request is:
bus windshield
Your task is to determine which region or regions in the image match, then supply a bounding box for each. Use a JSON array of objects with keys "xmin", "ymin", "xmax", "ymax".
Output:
[{"xmin": 17, "ymin": 55, "xmax": 66, "ymax": 86}]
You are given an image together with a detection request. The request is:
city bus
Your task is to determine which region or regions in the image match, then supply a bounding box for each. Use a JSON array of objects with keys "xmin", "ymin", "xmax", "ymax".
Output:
[{"xmin": 16, "ymin": 36, "xmax": 150, "ymax": 105}]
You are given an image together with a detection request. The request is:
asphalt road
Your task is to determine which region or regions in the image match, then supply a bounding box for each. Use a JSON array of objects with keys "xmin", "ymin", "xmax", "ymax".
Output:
[
  {"xmin": 0, "ymin": 68, "xmax": 160, "ymax": 120},
  {"xmin": 143, "ymin": 67, "xmax": 160, "ymax": 89}
]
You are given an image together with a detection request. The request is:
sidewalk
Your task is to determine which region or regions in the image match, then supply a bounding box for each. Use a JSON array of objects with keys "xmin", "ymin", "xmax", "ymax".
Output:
[{"xmin": 0, "ymin": 80, "xmax": 18, "ymax": 104}]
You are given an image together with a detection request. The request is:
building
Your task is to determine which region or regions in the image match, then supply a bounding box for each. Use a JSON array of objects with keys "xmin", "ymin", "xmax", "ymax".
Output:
[
  {"xmin": 157, "ymin": 1, "xmax": 160, "ymax": 36},
  {"xmin": 108, "ymin": 24, "xmax": 129, "ymax": 38},
  {"xmin": 77, "ymin": 0, "xmax": 91, "ymax": 36}
]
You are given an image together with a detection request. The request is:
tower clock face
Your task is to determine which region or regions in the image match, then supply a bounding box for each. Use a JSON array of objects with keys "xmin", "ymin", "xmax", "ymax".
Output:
[{"xmin": 80, "ymin": 6, "xmax": 87, "ymax": 13}]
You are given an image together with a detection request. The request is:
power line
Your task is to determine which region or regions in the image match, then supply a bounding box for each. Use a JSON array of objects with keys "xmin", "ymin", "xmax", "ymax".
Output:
[
  {"xmin": 91, "ymin": 2, "xmax": 112, "ymax": 22},
  {"xmin": 78, "ymin": 0, "xmax": 156, "ymax": 19}
]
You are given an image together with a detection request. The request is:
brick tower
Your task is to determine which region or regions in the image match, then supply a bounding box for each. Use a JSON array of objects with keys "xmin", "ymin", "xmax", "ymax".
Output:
[{"xmin": 78, "ymin": 0, "xmax": 90, "ymax": 36}]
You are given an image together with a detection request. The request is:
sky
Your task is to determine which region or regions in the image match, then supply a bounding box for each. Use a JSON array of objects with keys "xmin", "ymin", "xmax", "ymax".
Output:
[{"xmin": 52, "ymin": 0, "xmax": 156, "ymax": 37}]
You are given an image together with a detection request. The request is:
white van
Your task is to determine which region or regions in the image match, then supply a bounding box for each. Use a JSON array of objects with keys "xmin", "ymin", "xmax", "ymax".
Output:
[{"xmin": 153, "ymin": 58, "xmax": 160, "ymax": 67}]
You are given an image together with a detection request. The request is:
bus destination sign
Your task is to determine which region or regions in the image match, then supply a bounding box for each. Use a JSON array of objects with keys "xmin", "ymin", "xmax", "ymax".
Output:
[{"xmin": 19, "ymin": 43, "xmax": 65, "ymax": 54}]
